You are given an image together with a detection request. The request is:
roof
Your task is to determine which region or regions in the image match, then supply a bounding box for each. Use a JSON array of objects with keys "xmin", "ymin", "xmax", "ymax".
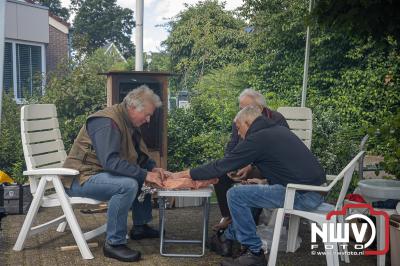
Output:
[
  {"xmin": 102, "ymin": 42, "xmax": 127, "ymax": 63},
  {"xmin": 98, "ymin": 71, "xmax": 176, "ymax": 76},
  {"xmin": 49, "ymin": 13, "xmax": 70, "ymax": 28}
]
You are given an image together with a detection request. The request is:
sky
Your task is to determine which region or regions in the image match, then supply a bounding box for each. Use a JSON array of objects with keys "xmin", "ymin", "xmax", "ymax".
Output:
[{"xmin": 60, "ymin": 0, "xmax": 244, "ymax": 52}]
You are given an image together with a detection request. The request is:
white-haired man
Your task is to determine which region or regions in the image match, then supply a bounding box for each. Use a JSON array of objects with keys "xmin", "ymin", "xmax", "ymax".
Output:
[
  {"xmin": 62, "ymin": 85, "xmax": 164, "ymax": 262},
  {"xmin": 213, "ymin": 88, "xmax": 289, "ymax": 231},
  {"xmin": 170, "ymin": 106, "xmax": 325, "ymax": 266}
]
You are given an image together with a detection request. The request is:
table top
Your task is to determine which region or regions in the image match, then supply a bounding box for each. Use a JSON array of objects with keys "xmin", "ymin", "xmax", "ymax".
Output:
[{"xmin": 157, "ymin": 187, "xmax": 213, "ymax": 197}]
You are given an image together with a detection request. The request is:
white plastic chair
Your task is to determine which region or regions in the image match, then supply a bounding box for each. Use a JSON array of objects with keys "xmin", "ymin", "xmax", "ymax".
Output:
[
  {"xmin": 277, "ymin": 107, "xmax": 312, "ymax": 149},
  {"xmin": 268, "ymin": 151, "xmax": 365, "ymax": 266},
  {"xmin": 13, "ymin": 104, "xmax": 106, "ymax": 259}
]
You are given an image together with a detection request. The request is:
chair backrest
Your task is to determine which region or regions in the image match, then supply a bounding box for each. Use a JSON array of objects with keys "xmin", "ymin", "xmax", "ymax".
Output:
[
  {"xmin": 323, "ymin": 151, "xmax": 365, "ymax": 211},
  {"xmin": 20, "ymin": 104, "xmax": 67, "ymax": 193},
  {"xmin": 277, "ymin": 107, "xmax": 312, "ymax": 149}
]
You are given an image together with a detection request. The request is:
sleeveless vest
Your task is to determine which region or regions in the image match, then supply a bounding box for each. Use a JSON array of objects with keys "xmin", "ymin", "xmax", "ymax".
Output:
[{"xmin": 62, "ymin": 103, "xmax": 150, "ymax": 188}]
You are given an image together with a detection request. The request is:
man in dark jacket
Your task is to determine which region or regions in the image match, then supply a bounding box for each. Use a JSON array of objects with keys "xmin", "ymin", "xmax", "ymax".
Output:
[
  {"xmin": 170, "ymin": 106, "xmax": 325, "ymax": 266},
  {"xmin": 213, "ymin": 88, "xmax": 289, "ymax": 231}
]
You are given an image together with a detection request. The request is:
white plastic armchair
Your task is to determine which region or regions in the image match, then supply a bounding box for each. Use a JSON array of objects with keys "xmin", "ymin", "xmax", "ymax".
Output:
[
  {"xmin": 268, "ymin": 151, "xmax": 365, "ymax": 266},
  {"xmin": 266, "ymin": 107, "xmax": 313, "ymax": 227},
  {"xmin": 13, "ymin": 104, "xmax": 106, "ymax": 260}
]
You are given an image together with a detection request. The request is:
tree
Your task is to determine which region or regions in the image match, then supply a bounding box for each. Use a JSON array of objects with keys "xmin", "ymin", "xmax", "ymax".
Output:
[
  {"xmin": 32, "ymin": 0, "xmax": 70, "ymax": 21},
  {"xmin": 146, "ymin": 52, "xmax": 172, "ymax": 72},
  {"xmin": 162, "ymin": 0, "xmax": 248, "ymax": 92},
  {"xmin": 240, "ymin": 0, "xmax": 311, "ymax": 103},
  {"xmin": 312, "ymin": 0, "xmax": 400, "ymax": 44},
  {"xmin": 71, "ymin": 0, "xmax": 135, "ymax": 57}
]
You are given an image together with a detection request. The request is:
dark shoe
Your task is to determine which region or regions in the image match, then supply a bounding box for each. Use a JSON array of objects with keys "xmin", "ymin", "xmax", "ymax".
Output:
[
  {"xmin": 208, "ymin": 230, "xmax": 233, "ymax": 257},
  {"xmin": 130, "ymin": 224, "xmax": 160, "ymax": 240},
  {"xmin": 103, "ymin": 242, "xmax": 141, "ymax": 262},
  {"xmin": 220, "ymin": 249, "xmax": 266, "ymax": 266}
]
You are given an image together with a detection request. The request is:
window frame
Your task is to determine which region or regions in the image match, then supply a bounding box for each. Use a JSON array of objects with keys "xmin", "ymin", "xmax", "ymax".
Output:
[{"xmin": 4, "ymin": 39, "xmax": 46, "ymax": 103}]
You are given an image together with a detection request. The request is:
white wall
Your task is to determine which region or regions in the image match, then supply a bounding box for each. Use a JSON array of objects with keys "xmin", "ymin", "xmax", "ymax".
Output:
[{"xmin": 5, "ymin": 0, "xmax": 49, "ymax": 44}]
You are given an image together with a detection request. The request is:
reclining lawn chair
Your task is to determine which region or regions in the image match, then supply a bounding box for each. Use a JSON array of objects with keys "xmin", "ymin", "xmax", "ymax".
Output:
[
  {"xmin": 268, "ymin": 151, "xmax": 365, "ymax": 266},
  {"xmin": 13, "ymin": 104, "xmax": 106, "ymax": 259},
  {"xmin": 277, "ymin": 107, "xmax": 312, "ymax": 149}
]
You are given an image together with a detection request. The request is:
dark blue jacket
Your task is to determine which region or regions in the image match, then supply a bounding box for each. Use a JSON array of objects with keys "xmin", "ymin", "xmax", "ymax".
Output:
[
  {"xmin": 225, "ymin": 108, "xmax": 289, "ymax": 155},
  {"xmin": 190, "ymin": 116, "xmax": 326, "ymax": 187}
]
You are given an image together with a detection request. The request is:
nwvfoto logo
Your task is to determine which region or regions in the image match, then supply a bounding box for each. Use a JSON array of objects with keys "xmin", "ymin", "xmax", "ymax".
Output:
[{"xmin": 310, "ymin": 203, "xmax": 389, "ymax": 256}]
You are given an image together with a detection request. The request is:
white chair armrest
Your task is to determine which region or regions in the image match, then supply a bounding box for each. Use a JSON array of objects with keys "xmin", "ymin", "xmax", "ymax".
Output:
[
  {"xmin": 286, "ymin": 183, "xmax": 330, "ymax": 192},
  {"xmin": 326, "ymin": 174, "xmax": 336, "ymax": 181},
  {"xmin": 23, "ymin": 168, "xmax": 79, "ymax": 176}
]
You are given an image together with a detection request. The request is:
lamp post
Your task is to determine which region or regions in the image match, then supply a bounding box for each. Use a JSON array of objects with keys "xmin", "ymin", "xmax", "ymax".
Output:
[
  {"xmin": 135, "ymin": 0, "xmax": 144, "ymax": 71},
  {"xmin": 301, "ymin": 0, "xmax": 313, "ymax": 107}
]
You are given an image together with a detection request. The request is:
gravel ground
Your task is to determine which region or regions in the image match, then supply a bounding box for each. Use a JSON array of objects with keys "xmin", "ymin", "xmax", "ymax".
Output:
[{"xmin": 0, "ymin": 203, "xmax": 379, "ymax": 266}]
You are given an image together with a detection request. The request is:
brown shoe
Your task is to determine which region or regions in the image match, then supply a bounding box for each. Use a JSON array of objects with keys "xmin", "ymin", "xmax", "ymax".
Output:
[{"xmin": 213, "ymin": 217, "xmax": 232, "ymax": 231}]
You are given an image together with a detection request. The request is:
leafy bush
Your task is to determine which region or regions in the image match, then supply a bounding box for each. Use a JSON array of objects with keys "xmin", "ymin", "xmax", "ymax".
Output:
[
  {"xmin": 240, "ymin": 0, "xmax": 399, "ymax": 175},
  {"xmin": 312, "ymin": 108, "xmax": 362, "ymax": 175},
  {"xmin": 168, "ymin": 64, "xmax": 248, "ymax": 171},
  {"xmin": 0, "ymin": 93, "xmax": 25, "ymax": 183},
  {"xmin": 369, "ymin": 109, "xmax": 400, "ymax": 179}
]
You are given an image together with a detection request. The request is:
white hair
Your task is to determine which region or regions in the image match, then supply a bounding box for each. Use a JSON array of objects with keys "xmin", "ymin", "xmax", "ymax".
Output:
[
  {"xmin": 234, "ymin": 105, "xmax": 262, "ymax": 124},
  {"xmin": 123, "ymin": 85, "xmax": 162, "ymax": 111},
  {"xmin": 238, "ymin": 88, "xmax": 266, "ymax": 108}
]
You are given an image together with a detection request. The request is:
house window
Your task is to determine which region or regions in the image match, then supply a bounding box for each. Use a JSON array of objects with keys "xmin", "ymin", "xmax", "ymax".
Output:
[{"xmin": 2, "ymin": 41, "xmax": 45, "ymax": 101}]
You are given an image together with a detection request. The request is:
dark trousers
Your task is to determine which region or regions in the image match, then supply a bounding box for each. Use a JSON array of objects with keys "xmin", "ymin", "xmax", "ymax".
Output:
[
  {"xmin": 214, "ymin": 174, "xmax": 262, "ymax": 223},
  {"xmin": 214, "ymin": 174, "xmax": 234, "ymax": 217}
]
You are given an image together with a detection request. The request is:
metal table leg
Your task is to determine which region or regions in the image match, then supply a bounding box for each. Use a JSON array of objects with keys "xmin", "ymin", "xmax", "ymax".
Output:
[{"xmin": 158, "ymin": 196, "xmax": 211, "ymax": 257}]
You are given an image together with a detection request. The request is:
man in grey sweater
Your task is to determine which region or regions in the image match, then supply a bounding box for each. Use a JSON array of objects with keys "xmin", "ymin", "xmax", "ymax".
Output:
[{"xmin": 170, "ymin": 106, "xmax": 325, "ymax": 266}]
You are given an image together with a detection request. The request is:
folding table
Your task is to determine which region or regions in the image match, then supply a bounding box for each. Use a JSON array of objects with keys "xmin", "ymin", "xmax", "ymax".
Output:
[{"xmin": 157, "ymin": 187, "xmax": 212, "ymax": 257}]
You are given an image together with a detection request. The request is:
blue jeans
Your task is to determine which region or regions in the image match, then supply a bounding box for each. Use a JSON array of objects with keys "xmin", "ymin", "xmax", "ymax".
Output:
[
  {"xmin": 65, "ymin": 172, "xmax": 153, "ymax": 245},
  {"xmin": 224, "ymin": 184, "xmax": 324, "ymax": 253}
]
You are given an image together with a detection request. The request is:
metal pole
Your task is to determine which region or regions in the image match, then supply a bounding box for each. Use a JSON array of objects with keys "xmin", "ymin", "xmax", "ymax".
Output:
[
  {"xmin": 301, "ymin": 0, "xmax": 313, "ymax": 107},
  {"xmin": 135, "ymin": 0, "xmax": 144, "ymax": 71},
  {"xmin": 0, "ymin": 0, "xmax": 6, "ymax": 130}
]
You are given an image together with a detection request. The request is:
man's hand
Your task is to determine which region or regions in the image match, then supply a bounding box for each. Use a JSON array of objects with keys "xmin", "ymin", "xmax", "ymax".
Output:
[
  {"xmin": 241, "ymin": 178, "xmax": 267, "ymax": 185},
  {"xmin": 145, "ymin": 171, "xmax": 163, "ymax": 187},
  {"xmin": 236, "ymin": 165, "xmax": 252, "ymax": 179},
  {"xmin": 152, "ymin": 168, "xmax": 166, "ymax": 181},
  {"xmin": 169, "ymin": 170, "xmax": 191, "ymax": 179},
  {"xmin": 227, "ymin": 170, "xmax": 237, "ymax": 178}
]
